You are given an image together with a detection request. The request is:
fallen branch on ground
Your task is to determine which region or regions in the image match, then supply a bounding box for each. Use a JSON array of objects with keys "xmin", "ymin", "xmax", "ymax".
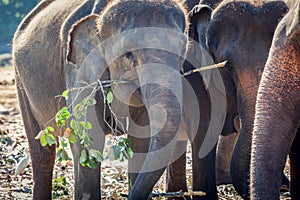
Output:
[
  {"xmin": 151, "ymin": 191, "xmax": 206, "ymax": 198},
  {"xmin": 121, "ymin": 191, "xmax": 206, "ymax": 198}
]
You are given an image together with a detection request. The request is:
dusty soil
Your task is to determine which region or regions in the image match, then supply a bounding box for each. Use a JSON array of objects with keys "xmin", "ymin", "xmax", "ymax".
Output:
[{"xmin": 0, "ymin": 66, "xmax": 291, "ymax": 199}]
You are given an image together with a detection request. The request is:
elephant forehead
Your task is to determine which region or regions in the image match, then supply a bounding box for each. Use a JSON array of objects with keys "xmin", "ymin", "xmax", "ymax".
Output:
[
  {"xmin": 212, "ymin": 0, "xmax": 288, "ymax": 25},
  {"xmin": 97, "ymin": 0, "xmax": 187, "ymax": 40},
  {"xmin": 207, "ymin": 0, "xmax": 288, "ymax": 63},
  {"xmin": 101, "ymin": 27, "xmax": 187, "ymax": 65}
]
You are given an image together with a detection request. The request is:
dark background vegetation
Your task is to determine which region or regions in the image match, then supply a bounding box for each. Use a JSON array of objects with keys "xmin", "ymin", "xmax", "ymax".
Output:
[{"xmin": 0, "ymin": 0, "xmax": 38, "ymax": 53}]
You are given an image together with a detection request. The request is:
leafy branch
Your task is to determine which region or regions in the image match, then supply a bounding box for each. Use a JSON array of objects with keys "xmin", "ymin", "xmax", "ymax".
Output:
[{"xmin": 35, "ymin": 79, "xmax": 133, "ymax": 169}]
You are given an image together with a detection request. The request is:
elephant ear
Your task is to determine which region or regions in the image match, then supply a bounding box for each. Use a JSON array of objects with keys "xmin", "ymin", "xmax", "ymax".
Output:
[
  {"xmin": 186, "ymin": 4, "xmax": 214, "ymax": 89},
  {"xmin": 62, "ymin": 14, "xmax": 110, "ymax": 138},
  {"xmin": 60, "ymin": 0, "xmax": 109, "ymax": 89},
  {"xmin": 283, "ymin": 1, "xmax": 300, "ymax": 42},
  {"xmin": 188, "ymin": 4, "xmax": 212, "ymax": 42},
  {"xmin": 63, "ymin": 14, "xmax": 109, "ymax": 90}
]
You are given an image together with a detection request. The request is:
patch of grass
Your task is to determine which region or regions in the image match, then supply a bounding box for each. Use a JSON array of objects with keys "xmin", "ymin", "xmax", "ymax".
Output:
[{"xmin": 52, "ymin": 176, "xmax": 69, "ymax": 199}]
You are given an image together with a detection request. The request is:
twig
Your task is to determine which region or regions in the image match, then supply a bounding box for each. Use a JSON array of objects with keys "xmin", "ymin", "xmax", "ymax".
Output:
[
  {"xmin": 151, "ymin": 191, "xmax": 206, "ymax": 198},
  {"xmin": 183, "ymin": 61, "xmax": 227, "ymax": 76},
  {"xmin": 97, "ymin": 79, "xmax": 116, "ymax": 140}
]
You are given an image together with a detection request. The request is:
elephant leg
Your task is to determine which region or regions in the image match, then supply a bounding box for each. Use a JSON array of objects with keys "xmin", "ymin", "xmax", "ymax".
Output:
[
  {"xmin": 71, "ymin": 142, "xmax": 101, "ymax": 199},
  {"xmin": 70, "ymin": 101, "xmax": 105, "ymax": 199},
  {"xmin": 289, "ymin": 129, "xmax": 300, "ymax": 199},
  {"xmin": 127, "ymin": 134, "xmax": 150, "ymax": 187},
  {"xmin": 216, "ymin": 133, "xmax": 238, "ymax": 185},
  {"xmin": 16, "ymin": 88, "xmax": 55, "ymax": 199},
  {"xmin": 192, "ymin": 139, "xmax": 217, "ymax": 200},
  {"xmin": 166, "ymin": 140, "xmax": 189, "ymax": 200}
]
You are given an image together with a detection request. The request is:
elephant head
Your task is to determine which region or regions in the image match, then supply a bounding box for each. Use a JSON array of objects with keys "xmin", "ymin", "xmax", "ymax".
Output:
[
  {"xmin": 189, "ymin": 0, "xmax": 288, "ymax": 197},
  {"xmin": 251, "ymin": 1, "xmax": 300, "ymax": 199}
]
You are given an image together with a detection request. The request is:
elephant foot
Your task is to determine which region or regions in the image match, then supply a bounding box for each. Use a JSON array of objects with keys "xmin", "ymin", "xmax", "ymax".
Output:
[
  {"xmin": 166, "ymin": 140, "xmax": 189, "ymax": 200},
  {"xmin": 216, "ymin": 169, "xmax": 232, "ymax": 185}
]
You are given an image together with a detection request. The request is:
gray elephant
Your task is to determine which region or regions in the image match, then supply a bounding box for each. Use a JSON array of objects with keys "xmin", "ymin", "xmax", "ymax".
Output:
[
  {"xmin": 166, "ymin": 1, "xmax": 232, "ymax": 199},
  {"xmin": 166, "ymin": 1, "xmax": 239, "ymax": 199},
  {"xmin": 12, "ymin": 0, "xmax": 190, "ymax": 199},
  {"xmin": 250, "ymin": 1, "xmax": 300, "ymax": 199},
  {"xmin": 189, "ymin": 0, "xmax": 241, "ymax": 186},
  {"xmin": 188, "ymin": 0, "xmax": 289, "ymax": 198}
]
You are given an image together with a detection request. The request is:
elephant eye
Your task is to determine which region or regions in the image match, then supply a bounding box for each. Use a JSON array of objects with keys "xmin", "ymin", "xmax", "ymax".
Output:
[
  {"xmin": 122, "ymin": 52, "xmax": 135, "ymax": 69},
  {"xmin": 124, "ymin": 52, "xmax": 134, "ymax": 61}
]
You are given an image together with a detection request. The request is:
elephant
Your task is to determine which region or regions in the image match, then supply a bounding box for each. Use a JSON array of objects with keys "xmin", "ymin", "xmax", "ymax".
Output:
[
  {"xmin": 166, "ymin": 1, "xmax": 239, "ymax": 199},
  {"xmin": 190, "ymin": 0, "xmax": 241, "ymax": 186},
  {"xmin": 188, "ymin": 0, "xmax": 289, "ymax": 198},
  {"xmin": 250, "ymin": 1, "xmax": 300, "ymax": 199},
  {"xmin": 165, "ymin": 1, "xmax": 231, "ymax": 199},
  {"xmin": 12, "ymin": 0, "xmax": 190, "ymax": 199}
]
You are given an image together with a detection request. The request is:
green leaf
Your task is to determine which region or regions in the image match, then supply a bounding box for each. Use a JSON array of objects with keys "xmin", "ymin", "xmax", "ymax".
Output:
[
  {"xmin": 46, "ymin": 134, "xmax": 56, "ymax": 146},
  {"xmin": 54, "ymin": 176, "xmax": 67, "ymax": 186},
  {"xmin": 126, "ymin": 147, "xmax": 134, "ymax": 159},
  {"xmin": 85, "ymin": 121, "xmax": 92, "ymax": 130},
  {"xmin": 86, "ymin": 158, "xmax": 98, "ymax": 169},
  {"xmin": 124, "ymin": 138, "xmax": 131, "ymax": 145},
  {"xmin": 70, "ymin": 119, "xmax": 78, "ymax": 130},
  {"xmin": 55, "ymin": 107, "xmax": 71, "ymax": 126},
  {"xmin": 52, "ymin": 176, "xmax": 67, "ymax": 196},
  {"xmin": 81, "ymin": 134, "xmax": 91, "ymax": 146},
  {"xmin": 62, "ymin": 90, "xmax": 69, "ymax": 99},
  {"xmin": 81, "ymin": 98, "xmax": 88, "ymax": 106},
  {"xmin": 118, "ymin": 137, "xmax": 124, "ymax": 143},
  {"xmin": 70, "ymin": 120, "xmax": 84, "ymax": 137},
  {"xmin": 68, "ymin": 131, "xmax": 78, "ymax": 144},
  {"xmin": 118, "ymin": 144, "xmax": 125, "ymax": 152},
  {"xmin": 60, "ymin": 107, "xmax": 71, "ymax": 119},
  {"xmin": 60, "ymin": 137, "xmax": 68, "ymax": 148},
  {"xmin": 56, "ymin": 148, "xmax": 71, "ymax": 162},
  {"xmin": 107, "ymin": 90, "xmax": 113, "ymax": 104},
  {"xmin": 73, "ymin": 104, "xmax": 83, "ymax": 119},
  {"xmin": 79, "ymin": 149, "xmax": 88, "ymax": 165},
  {"xmin": 61, "ymin": 149, "xmax": 72, "ymax": 161},
  {"xmin": 89, "ymin": 149, "xmax": 104, "ymax": 162},
  {"xmin": 108, "ymin": 145, "xmax": 121, "ymax": 160},
  {"xmin": 40, "ymin": 131, "xmax": 48, "ymax": 146},
  {"xmin": 55, "ymin": 116, "xmax": 65, "ymax": 127},
  {"xmin": 46, "ymin": 126, "xmax": 55, "ymax": 132},
  {"xmin": 88, "ymin": 98, "xmax": 97, "ymax": 106},
  {"xmin": 61, "ymin": 176, "xmax": 67, "ymax": 186}
]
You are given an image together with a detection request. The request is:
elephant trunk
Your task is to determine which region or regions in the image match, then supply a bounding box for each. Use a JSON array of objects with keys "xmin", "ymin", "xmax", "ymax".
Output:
[
  {"xmin": 128, "ymin": 61, "xmax": 182, "ymax": 199},
  {"xmin": 251, "ymin": 108, "xmax": 293, "ymax": 199},
  {"xmin": 231, "ymin": 88, "xmax": 258, "ymax": 198},
  {"xmin": 250, "ymin": 38, "xmax": 300, "ymax": 199}
]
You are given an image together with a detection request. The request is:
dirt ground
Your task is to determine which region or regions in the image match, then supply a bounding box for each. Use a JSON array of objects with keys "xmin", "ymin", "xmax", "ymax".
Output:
[{"xmin": 0, "ymin": 66, "xmax": 291, "ymax": 199}]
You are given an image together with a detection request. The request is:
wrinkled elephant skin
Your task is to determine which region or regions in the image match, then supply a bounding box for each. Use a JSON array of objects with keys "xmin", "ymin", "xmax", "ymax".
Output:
[
  {"xmin": 251, "ymin": 1, "xmax": 300, "ymax": 199},
  {"xmin": 189, "ymin": 0, "xmax": 289, "ymax": 198}
]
